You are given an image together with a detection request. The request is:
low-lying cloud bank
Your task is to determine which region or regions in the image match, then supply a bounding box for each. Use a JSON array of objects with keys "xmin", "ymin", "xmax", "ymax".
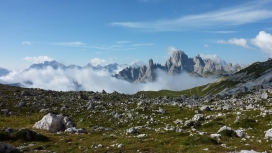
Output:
[{"xmin": 0, "ymin": 67, "xmax": 216, "ymax": 94}]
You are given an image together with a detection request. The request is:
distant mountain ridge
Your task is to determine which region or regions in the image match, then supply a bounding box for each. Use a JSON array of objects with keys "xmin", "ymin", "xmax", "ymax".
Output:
[
  {"xmin": 0, "ymin": 67, "xmax": 10, "ymax": 77},
  {"xmin": 26, "ymin": 60, "xmax": 131, "ymax": 74},
  {"xmin": 115, "ymin": 50, "xmax": 243, "ymax": 83}
]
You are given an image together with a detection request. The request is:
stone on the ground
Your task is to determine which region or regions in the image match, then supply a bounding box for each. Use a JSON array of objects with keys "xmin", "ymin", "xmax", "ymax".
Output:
[
  {"xmin": 33, "ymin": 113, "xmax": 76, "ymax": 132},
  {"xmin": 0, "ymin": 142, "xmax": 19, "ymax": 153}
]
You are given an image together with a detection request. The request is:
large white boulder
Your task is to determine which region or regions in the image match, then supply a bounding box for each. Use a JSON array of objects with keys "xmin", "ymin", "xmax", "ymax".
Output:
[
  {"xmin": 33, "ymin": 113, "xmax": 76, "ymax": 132},
  {"xmin": 265, "ymin": 128, "xmax": 272, "ymax": 138}
]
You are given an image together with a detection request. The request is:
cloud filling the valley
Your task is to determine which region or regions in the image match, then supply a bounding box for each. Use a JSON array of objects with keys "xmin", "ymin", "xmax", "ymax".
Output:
[{"xmin": 0, "ymin": 67, "xmax": 216, "ymax": 94}]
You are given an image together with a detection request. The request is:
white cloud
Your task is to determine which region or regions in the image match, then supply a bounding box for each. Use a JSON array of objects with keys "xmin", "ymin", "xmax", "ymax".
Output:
[
  {"xmin": 0, "ymin": 68, "xmax": 216, "ymax": 94},
  {"xmin": 204, "ymin": 44, "xmax": 209, "ymax": 47},
  {"xmin": 251, "ymin": 31, "xmax": 272, "ymax": 57},
  {"xmin": 111, "ymin": 1, "xmax": 272, "ymax": 31},
  {"xmin": 217, "ymin": 40, "xmax": 227, "ymax": 44},
  {"xmin": 167, "ymin": 46, "xmax": 177, "ymax": 56},
  {"xmin": 23, "ymin": 56, "xmax": 54, "ymax": 64},
  {"xmin": 53, "ymin": 41, "xmax": 86, "ymax": 47},
  {"xmin": 217, "ymin": 38, "xmax": 250, "ymax": 48},
  {"xmin": 228, "ymin": 38, "xmax": 249, "ymax": 48},
  {"xmin": 22, "ymin": 42, "xmax": 31, "ymax": 45},
  {"xmin": 199, "ymin": 54, "xmax": 221, "ymax": 61},
  {"xmin": 132, "ymin": 43, "xmax": 154, "ymax": 47},
  {"xmin": 90, "ymin": 58, "xmax": 107, "ymax": 66}
]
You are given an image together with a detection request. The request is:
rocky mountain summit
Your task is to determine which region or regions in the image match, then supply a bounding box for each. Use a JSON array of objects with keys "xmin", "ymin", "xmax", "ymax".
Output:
[
  {"xmin": 115, "ymin": 50, "xmax": 243, "ymax": 83},
  {"xmin": 0, "ymin": 59, "xmax": 272, "ymax": 152}
]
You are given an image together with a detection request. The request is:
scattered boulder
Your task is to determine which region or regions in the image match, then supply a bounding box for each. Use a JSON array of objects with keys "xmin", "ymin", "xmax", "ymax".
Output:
[
  {"xmin": 21, "ymin": 90, "xmax": 32, "ymax": 96},
  {"xmin": 217, "ymin": 126, "xmax": 243, "ymax": 137},
  {"xmin": 173, "ymin": 119, "xmax": 183, "ymax": 124},
  {"xmin": 33, "ymin": 113, "xmax": 76, "ymax": 132},
  {"xmin": 210, "ymin": 133, "xmax": 221, "ymax": 139},
  {"xmin": 0, "ymin": 142, "xmax": 19, "ymax": 153},
  {"xmin": 15, "ymin": 101, "xmax": 25, "ymax": 107},
  {"xmin": 64, "ymin": 127, "xmax": 87, "ymax": 134},
  {"xmin": 200, "ymin": 105, "xmax": 211, "ymax": 111},
  {"xmin": 157, "ymin": 107, "xmax": 166, "ymax": 114},
  {"xmin": 265, "ymin": 128, "xmax": 272, "ymax": 138},
  {"xmin": 191, "ymin": 94, "xmax": 198, "ymax": 100},
  {"xmin": 261, "ymin": 92, "xmax": 269, "ymax": 99},
  {"xmin": 192, "ymin": 114, "xmax": 204, "ymax": 121},
  {"xmin": 235, "ymin": 130, "xmax": 245, "ymax": 138},
  {"xmin": 126, "ymin": 127, "xmax": 138, "ymax": 134}
]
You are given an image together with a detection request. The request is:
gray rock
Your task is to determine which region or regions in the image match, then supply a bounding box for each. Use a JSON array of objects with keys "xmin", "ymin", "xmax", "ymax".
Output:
[
  {"xmin": 191, "ymin": 94, "xmax": 198, "ymax": 100},
  {"xmin": 217, "ymin": 126, "xmax": 234, "ymax": 133},
  {"xmin": 126, "ymin": 127, "xmax": 138, "ymax": 134},
  {"xmin": 0, "ymin": 142, "xmax": 19, "ymax": 153},
  {"xmin": 15, "ymin": 101, "xmax": 25, "ymax": 107},
  {"xmin": 261, "ymin": 92, "xmax": 269, "ymax": 99},
  {"xmin": 184, "ymin": 119, "xmax": 200, "ymax": 127},
  {"xmin": 192, "ymin": 114, "xmax": 204, "ymax": 121},
  {"xmin": 222, "ymin": 104, "xmax": 232, "ymax": 110},
  {"xmin": 200, "ymin": 105, "xmax": 211, "ymax": 111},
  {"xmin": 235, "ymin": 130, "xmax": 245, "ymax": 138},
  {"xmin": 33, "ymin": 113, "xmax": 76, "ymax": 132},
  {"xmin": 173, "ymin": 119, "xmax": 183, "ymax": 124},
  {"xmin": 265, "ymin": 128, "xmax": 272, "ymax": 138},
  {"xmin": 210, "ymin": 133, "xmax": 221, "ymax": 139},
  {"xmin": 65, "ymin": 127, "xmax": 87, "ymax": 134},
  {"xmin": 157, "ymin": 107, "xmax": 166, "ymax": 114}
]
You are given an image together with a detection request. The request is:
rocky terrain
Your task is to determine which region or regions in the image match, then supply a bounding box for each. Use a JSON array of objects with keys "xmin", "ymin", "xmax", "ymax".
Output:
[
  {"xmin": 115, "ymin": 51, "xmax": 243, "ymax": 83},
  {"xmin": 0, "ymin": 60, "xmax": 272, "ymax": 153}
]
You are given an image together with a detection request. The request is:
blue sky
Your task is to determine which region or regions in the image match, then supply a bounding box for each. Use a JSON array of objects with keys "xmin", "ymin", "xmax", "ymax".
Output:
[{"xmin": 1, "ymin": 0, "xmax": 272, "ymax": 70}]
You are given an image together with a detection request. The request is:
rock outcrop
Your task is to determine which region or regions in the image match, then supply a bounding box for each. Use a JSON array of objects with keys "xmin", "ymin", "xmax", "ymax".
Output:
[
  {"xmin": 33, "ymin": 113, "xmax": 76, "ymax": 132},
  {"xmin": 115, "ymin": 50, "xmax": 241, "ymax": 83}
]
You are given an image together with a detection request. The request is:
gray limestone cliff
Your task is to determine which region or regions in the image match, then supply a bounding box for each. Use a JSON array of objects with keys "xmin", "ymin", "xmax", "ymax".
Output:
[{"xmin": 115, "ymin": 50, "xmax": 242, "ymax": 83}]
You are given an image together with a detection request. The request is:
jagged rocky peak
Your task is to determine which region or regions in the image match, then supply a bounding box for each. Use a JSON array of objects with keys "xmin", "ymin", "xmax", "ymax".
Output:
[
  {"xmin": 148, "ymin": 59, "xmax": 154, "ymax": 67},
  {"xmin": 165, "ymin": 50, "xmax": 194, "ymax": 74},
  {"xmin": 115, "ymin": 50, "xmax": 244, "ymax": 83}
]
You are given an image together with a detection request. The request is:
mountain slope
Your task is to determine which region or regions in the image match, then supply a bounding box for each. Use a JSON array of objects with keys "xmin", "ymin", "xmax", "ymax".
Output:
[{"xmin": 138, "ymin": 59, "xmax": 272, "ymax": 98}]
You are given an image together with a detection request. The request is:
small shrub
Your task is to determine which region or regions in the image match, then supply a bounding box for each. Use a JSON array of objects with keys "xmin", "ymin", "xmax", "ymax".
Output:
[
  {"xmin": 234, "ymin": 118, "xmax": 257, "ymax": 128},
  {"xmin": 184, "ymin": 135, "xmax": 220, "ymax": 146},
  {"xmin": 0, "ymin": 131, "xmax": 10, "ymax": 141},
  {"xmin": 219, "ymin": 129, "xmax": 237, "ymax": 138},
  {"xmin": 11, "ymin": 129, "xmax": 49, "ymax": 141}
]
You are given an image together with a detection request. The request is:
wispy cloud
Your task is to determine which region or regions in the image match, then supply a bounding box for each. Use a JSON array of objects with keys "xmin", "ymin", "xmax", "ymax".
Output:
[
  {"xmin": 23, "ymin": 56, "xmax": 54, "ymax": 63},
  {"xmin": 53, "ymin": 41, "xmax": 86, "ymax": 47},
  {"xmin": 22, "ymin": 41, "xmax": 32, "ymax": 45},
  {"xmin": 116, "ymin": 41, "xmax": 131, "ymax": 44},
  {"xmin": 204, "ymin": 44, "xmax": 209, "ymax": 47},
  {"xmin": 90, "ymin": 58, "xmax": 107, "ymax": 66},
  {"xmin": 217, "ymin": 38, "xmax": 250, "ymax": 49},
  {"xmin": 132, "ymin": 43, "xmax": 154, "ymax": 47},
  {"xmin": 200, "ymin": 54, "xmax": 220, "ymax": 61},
  {"xmin": 111, "ymin": 1, "xmax": 272, "ymax": 31},
  {"xmin": 206, "ymin": 31, "xmax": 237, "ymax": 34}
]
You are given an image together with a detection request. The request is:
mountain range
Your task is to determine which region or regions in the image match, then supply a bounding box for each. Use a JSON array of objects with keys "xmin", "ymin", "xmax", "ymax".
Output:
[
  {"xmin": 0, "ymin": 51, "xmax": 244, "ymax": 84},
  {"xmin": 115, "ymin": 50, "xmax": 243, "ymax": 83}
]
